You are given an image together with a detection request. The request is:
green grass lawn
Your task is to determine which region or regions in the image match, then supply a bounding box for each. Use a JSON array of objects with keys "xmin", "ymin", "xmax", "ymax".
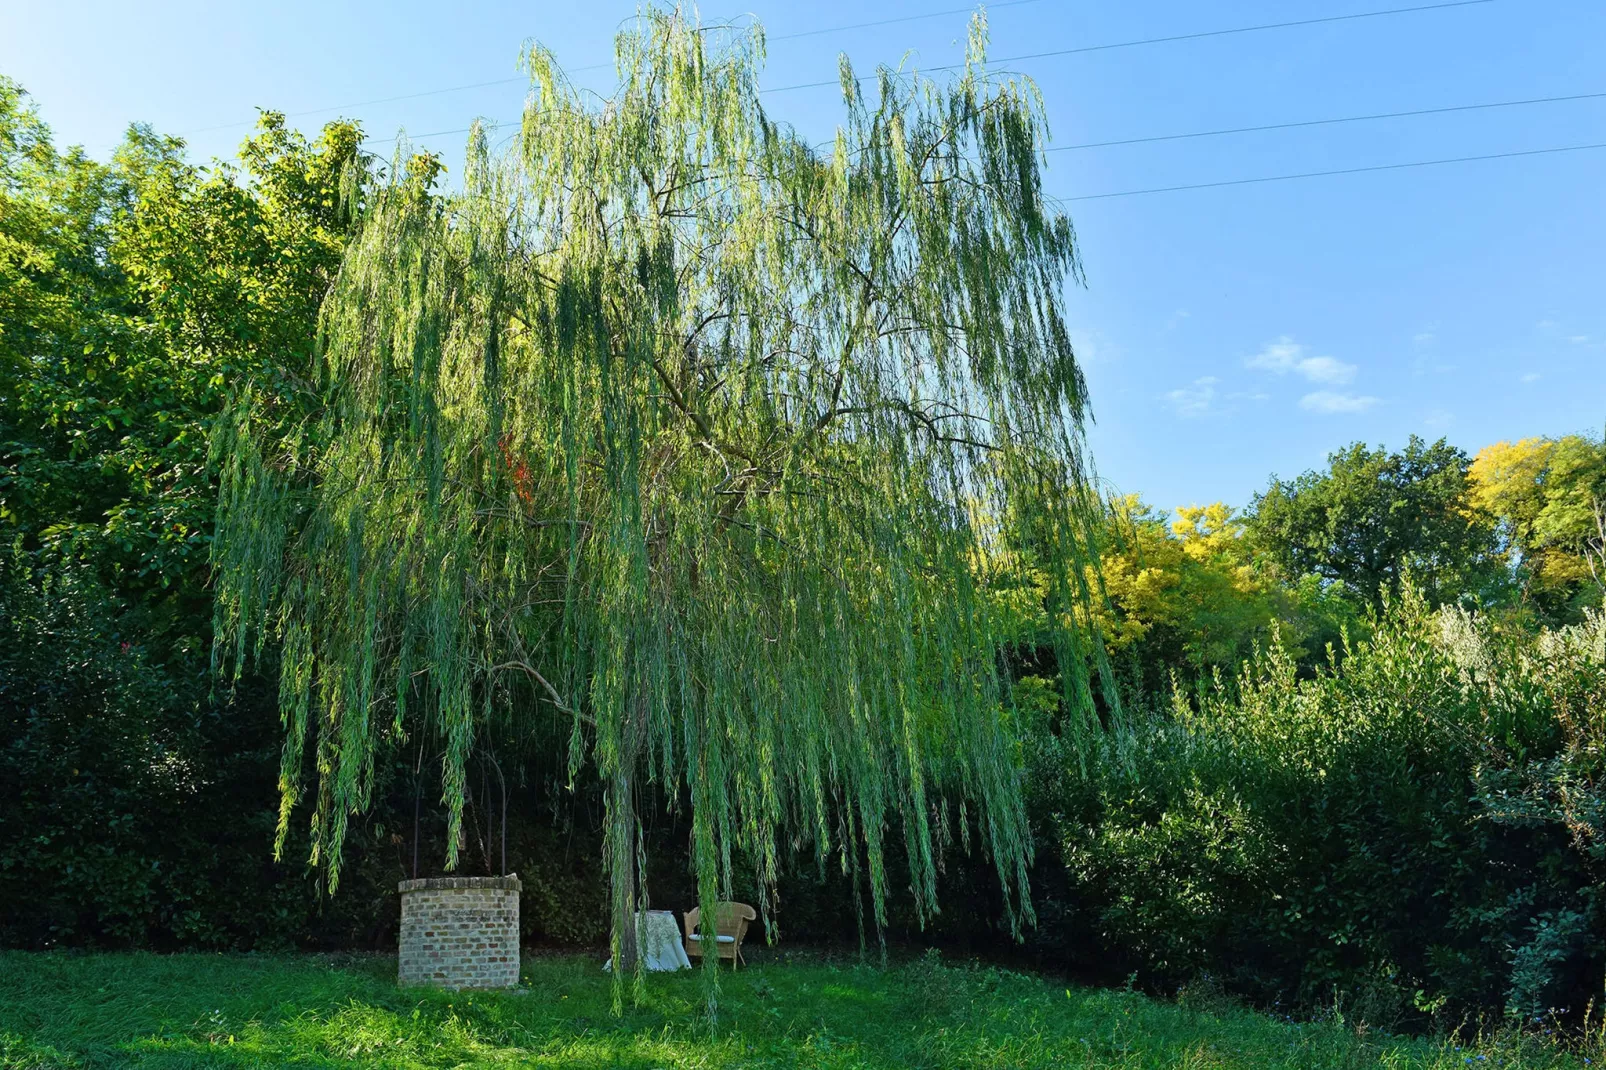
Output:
[{"xmin": 0, "ymin": 949, "xmax": 1592, "ymax": 1069}]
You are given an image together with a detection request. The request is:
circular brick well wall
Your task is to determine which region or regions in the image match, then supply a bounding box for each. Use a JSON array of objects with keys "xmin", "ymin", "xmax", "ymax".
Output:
[{"xmin": 397, "ymin": 875, "xmax": 521, "ymax": 989}]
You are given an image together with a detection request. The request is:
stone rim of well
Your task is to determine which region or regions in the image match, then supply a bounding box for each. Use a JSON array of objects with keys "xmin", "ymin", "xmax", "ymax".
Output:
[{"xmin": 398, "ymin": 875, "xmax": 522, "ymax": 893}]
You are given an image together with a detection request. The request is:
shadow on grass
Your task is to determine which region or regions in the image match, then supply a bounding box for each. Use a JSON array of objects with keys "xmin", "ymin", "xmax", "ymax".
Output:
[{"xmin": 0, "ymin": 951, "xmax": 1591, "ymax": 1069}]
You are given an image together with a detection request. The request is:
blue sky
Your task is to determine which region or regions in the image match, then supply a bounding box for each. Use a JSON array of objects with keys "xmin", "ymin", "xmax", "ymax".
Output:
[{"xmin": 4, "ymin": 0, "xmax": 1602, "ymax": 512}]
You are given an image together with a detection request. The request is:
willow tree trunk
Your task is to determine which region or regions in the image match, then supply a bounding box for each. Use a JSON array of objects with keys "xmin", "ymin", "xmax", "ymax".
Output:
[{"xmin": 608, "ymin": 767, "xmax": 642, "ymax": 972}]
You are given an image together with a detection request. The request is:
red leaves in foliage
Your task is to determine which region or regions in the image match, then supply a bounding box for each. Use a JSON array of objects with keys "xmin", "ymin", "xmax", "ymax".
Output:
[{"xmin": 497, "ymin": 435, "xmax": 536, "ymax": 507}]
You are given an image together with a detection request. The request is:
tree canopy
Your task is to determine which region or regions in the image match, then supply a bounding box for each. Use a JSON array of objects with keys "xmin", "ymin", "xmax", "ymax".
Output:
[
  {"xmin": 0, "ymin": 78, "xmax": 419, "ymax": 948},
  {"xmin": 1470, "ymin": 434, "xmax": 1606, "ymax": 621},
  {"xmin": 1086, "ymin": 498, "xmax": 1280, "ymax": 678},
  {"xmin": 212, "ymin": 9, "xmax": 1105, "ymax": 978},
  {"xmin": 1247, "ymin": 436, "xmax": 1500, "ymax": 610},
  {"xmin": 0, "ymin": 74, "xmax": 369, "ymax": 657}
]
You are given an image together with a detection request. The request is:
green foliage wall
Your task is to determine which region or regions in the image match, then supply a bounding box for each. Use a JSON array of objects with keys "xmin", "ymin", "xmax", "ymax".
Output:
[
  {"xmin": 1, "ymin": 77, "xmax": 364, "ymax": 649},
  {"xmin": 1026, "ymin": 590, "xmax": 1605, "ymax": 1023},
  {"xmin": 0, "ymin": 78, "xmax": 408, "ymax": 952},
  {"xmin": 0, "ymin": 553, "xmax": 400, "ymax": 949}
]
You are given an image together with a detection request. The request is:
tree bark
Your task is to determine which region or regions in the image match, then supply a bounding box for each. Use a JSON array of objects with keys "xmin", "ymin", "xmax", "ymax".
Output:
[{"xmin": 608, "ymin": 767, "xmax": 641, "ymax": 972}]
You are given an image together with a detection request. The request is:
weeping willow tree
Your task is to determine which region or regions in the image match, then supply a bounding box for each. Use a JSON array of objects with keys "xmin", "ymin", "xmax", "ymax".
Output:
[{"xmin": 213, "ymin": 6, "xmax": 1107, "ymax": 987}]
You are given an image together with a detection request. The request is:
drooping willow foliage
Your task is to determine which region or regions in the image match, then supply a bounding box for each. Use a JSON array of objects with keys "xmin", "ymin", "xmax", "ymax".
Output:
[{"xmin": 213, "ymin": 6, "xmax": 1107, "ymax": 983}]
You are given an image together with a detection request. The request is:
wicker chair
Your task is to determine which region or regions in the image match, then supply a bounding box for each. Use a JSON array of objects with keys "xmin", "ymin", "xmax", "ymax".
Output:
[{"xmin": 681, "ymin": 902, "xmax": 757, "ymax": 968}]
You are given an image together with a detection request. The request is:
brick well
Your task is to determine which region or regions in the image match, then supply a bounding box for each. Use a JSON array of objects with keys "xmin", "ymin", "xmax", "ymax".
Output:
[{"xmin": 397, "ymin": 875, "xmax": 521, "ymax": 990}]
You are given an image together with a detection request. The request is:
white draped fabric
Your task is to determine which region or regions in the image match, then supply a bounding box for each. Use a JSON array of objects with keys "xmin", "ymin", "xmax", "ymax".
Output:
[{"xmin": 602, "ymin": 910, "xmax": 692, "ymax": 972}]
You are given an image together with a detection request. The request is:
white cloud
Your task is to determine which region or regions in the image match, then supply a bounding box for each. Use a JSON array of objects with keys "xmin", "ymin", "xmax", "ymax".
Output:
[
  {"xmin": 1521, "ymin": 372, "xmax": 1541, "ymax": 383},
  {"xmin": 1569, "ymin": 335, "xmax": 1590, "ymax": 344},
  {"xmin": 1413, "ymin": 331, "xmax": 1436, "ymax": 345},
  {"xmin": 1165, "ymin": 377, "xmax": 1218, "ymax": 417},
  {"xmin": 1296, "ymin": 355, "xmax": 1358, "ymax": 385},
  {"xmin": 1299, "ymin": 391, "xmax": 1380, "ymax": 414},
  {"xmin": 1245, "ymin": 338, "xmax": 1303, "ymax": 373},
  {"xmin": 1246, "ymin": 337, "xmax": 1357, "ymax": 385}
]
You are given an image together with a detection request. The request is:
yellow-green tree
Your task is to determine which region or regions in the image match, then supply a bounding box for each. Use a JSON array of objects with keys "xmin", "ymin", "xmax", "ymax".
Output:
[
  {"xmin": 1086, "ymin": 497, "xmax": 1283, "ymax": 690},
  {"xmin": 1470, "ymin": 435, "xmax": 1606, "ymax": 621}
]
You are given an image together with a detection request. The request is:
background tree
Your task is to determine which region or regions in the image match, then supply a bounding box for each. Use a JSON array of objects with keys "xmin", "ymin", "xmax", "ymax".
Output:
[
  {"xmin": 0, "ymin": 78, "xmax": 408, "ymax": 949},
  {"xmin": 1, "ymin": 75, "xmax": 370, "ymax": 657},
  {"xmin": 1469, "ymin": 434, "xmax": 1606, "ymax": 623},
  {"xmin": 1, "ymin": 75, "xmax": 138, "ymax": 579},
  {"xmin": 212, "ymin": 9, "xmax": 1106, "ymax": 983},
  {"xmin": 1069, "ymin": 496, "xmax": 1359, "ymax": 701},
  {"xmin": 1247, "ymin": 436, "xmax": 1501, "ymax": 611},
  {"xmin": 1085, "ymin": 497, "xmax": 1280, "ymax": 692}
]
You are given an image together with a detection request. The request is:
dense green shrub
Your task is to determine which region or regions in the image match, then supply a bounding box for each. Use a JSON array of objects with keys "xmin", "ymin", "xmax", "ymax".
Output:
[
  {"xmin": 0, "ymin": 548, "xmax": 634, "ymax": 950},
  {"xmin": 0, "ymin": 551, "xmax": 403, "ymax": 948},
  {"xmin": 1029, "ymin": 589, "xmax": 1605, "ymax": 1021}
]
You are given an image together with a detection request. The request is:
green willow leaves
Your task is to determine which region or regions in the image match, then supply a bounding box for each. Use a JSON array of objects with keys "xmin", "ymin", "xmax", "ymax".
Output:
[{"xmin": 212, "ymin": 8, "xmax": 1103, "ymax": 977}]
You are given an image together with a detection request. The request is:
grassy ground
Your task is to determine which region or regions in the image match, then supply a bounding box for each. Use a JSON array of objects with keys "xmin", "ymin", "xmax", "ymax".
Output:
[{"xmin": 0, "ymin": 950, "xmax": 1593, "ymax": 1069}]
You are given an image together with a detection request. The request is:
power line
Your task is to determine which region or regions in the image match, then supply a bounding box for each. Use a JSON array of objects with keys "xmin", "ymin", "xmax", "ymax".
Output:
[
  {"xmin": 268, "ymin": 1, "xmax": 1537, "ymax": 165},
  {"xmin": 1050, "ymin": 91, "xmax": 1606, "ymax": 151},
  {"xmin": 1063, "ymin": 141, "xmax": 1606, "ymax": 201},
  {"xmin": 376, "ymin": 85, "xmax": 1603, "ymax": 153},
  {"xmin": 183, "ymin": 0, "xmax": 1500, "ymax": 147},
  {"xmin": 369, "ymin": 125, "xmax": 483, "ymax": 148},
  {"xmin": 764, "ymin": 0, "xmax": 1499, "ymax": 93},
  {"xmin": 177, "ymin": 0, "xmax": 1046, "ymax": 138},
  {"xmin": 375, "ymin": 135, "xmax": 1606, "ymax": 210},
  {"xmin": 769, "ymin": 0, "xmax": 1043, "ymax": 41},
  {"xmin": 185, "ymin": 0, "xmax": 1493, "ymax": 138}
]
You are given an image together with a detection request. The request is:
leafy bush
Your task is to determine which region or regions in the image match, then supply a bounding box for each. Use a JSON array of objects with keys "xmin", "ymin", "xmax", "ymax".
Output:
[
  {"xmin": 1030, "ymin": 588, "xmax": 1605, "ymax": 1021},
  {"xmin": 0, "ymin": 552, "xmax": 401, "ymax": 949}
]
